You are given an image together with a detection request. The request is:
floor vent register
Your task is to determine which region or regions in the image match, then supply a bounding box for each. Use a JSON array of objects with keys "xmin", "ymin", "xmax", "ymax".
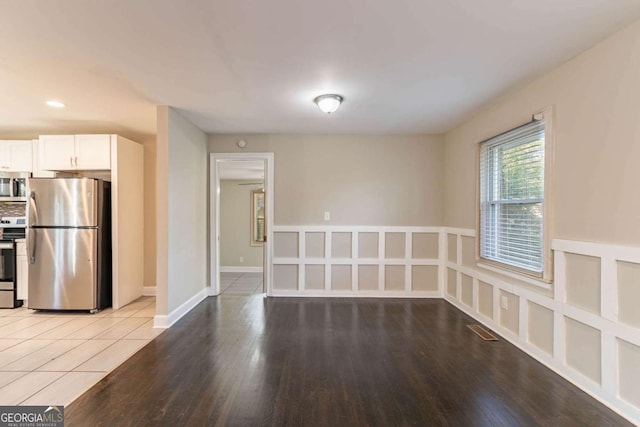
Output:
[{"xmin": 467, "ymin": 324, "xmax": 499, "ymax": 341}]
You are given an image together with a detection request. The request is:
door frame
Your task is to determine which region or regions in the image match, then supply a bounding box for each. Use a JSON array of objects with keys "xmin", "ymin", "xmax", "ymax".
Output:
[{"xmin": 209, "ymin": 152, "xmax": 274, "ymax": 296}]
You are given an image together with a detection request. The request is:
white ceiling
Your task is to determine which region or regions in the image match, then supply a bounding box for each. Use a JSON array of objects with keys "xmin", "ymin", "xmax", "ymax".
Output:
[
  {"xmin": 218, "ymin": 160, "xmax": 265, "ymax": 180},
  {"xmin": 1, "ymin": 0, "xmax": 640, "ymax": 139}
]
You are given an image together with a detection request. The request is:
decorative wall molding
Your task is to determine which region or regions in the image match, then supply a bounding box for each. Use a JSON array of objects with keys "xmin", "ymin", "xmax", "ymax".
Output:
[
  {"xmin": 220, "ymin": 266, "xmax": 264, "ymax": 273},
  {"xmin": 272, "ymin": 226, "xmax": 443, "ymax": 296},
  {"xmin": 271, "ymin": 290, "xmax": 441, "ymax": 298},
  {"xmin": 274, "ymin": 225, "xmax": 442, "ymax": 233},
  {"xmin": 444, "ymin": 227, "xmax": 640, "ymax": 425}
]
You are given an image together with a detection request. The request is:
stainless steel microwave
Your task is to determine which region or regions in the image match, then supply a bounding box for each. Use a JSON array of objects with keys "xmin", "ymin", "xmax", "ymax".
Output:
[{"xmin": 0, "ymin": 172, "xmax": 29, "ymax": 201}]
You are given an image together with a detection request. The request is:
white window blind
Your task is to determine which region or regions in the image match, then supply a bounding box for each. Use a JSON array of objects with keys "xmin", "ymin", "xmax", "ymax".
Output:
[{"xmin": 479, "ymin": 119, "xmax": 545, "ymax": 274}]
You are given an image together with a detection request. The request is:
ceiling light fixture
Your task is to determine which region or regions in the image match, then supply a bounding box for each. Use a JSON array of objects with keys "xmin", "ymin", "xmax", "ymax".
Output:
[
  {"xmin": 313, "ymin": 94, "xmax": 343, "ymax": 114},
  {"xmin": 45, "ymin": 100, "xmax": 65, "ymax": 108}
]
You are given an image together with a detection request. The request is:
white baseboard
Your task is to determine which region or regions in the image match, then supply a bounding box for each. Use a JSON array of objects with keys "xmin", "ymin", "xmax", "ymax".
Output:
[
  {"xmin": 220, "ymin": 266, "xmax": 263, "ymax": 273},
  {"xmin": 153, "ymin": 288, "xmax": 208, "ymax": 329},
  {"xmin": 270, "ymin": 290, "xmax": 442, "ymax": 298},
  {"xmin": 142, "ymin": 286, "xmax": 156, "ymax": 296}
]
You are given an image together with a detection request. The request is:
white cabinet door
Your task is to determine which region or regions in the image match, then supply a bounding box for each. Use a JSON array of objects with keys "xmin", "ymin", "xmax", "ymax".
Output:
[
  {"xmin": 32, "ymin": 139, "xmax": 57, "ymax": 178},
  {"xmin": 0, "ymin": 141, "xmax": 11, "ymax": 170},
  {"xmin": 16, "ymin": 255, "xmax": 28, "ymax": 301},
  {"xmin": 8, "ymin": 141, "xmax": 33, "ymax": 172},
  {"xmin": 75, "ymin": 135, "xmax": 111, "ymax": 170},
  {"xmin": 39, "ymin": 135, "xmax": 76, "ymax": 170}
]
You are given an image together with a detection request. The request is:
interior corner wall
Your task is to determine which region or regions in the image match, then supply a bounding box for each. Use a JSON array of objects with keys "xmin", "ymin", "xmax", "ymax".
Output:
[
  {"xmin": 156, "ymin": 106, "xmax": 208, "ymax": 317},
  {"xmin": 444, "ymin": 19, "xmax": 640, "ymax": 246},
  {"xmin": 220, "ymin": 180, "xmax": 264, "ymax": 268},
  {"xmin": 208, "ymin": 134, "xmax": 445, "ymax": 226},
  {"xmin": 156, "ymin": 107, "xmax": 169, "ymax": 317},
  {"xmin": 141, "ymin": 135, "xmax": 157, "ymax": 288}
]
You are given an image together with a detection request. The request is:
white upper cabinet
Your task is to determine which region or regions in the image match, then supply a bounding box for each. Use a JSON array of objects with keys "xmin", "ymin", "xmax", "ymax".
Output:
[
  {"xmin": 38, "ymin": 135, "xmax": 75, "ymax": 170},
  {"xmin": 39, "ymin": 135, "xmax": 111, "ymax": 171},
  {"xmin": 10, "ymin": 142, "xmax": 33, "ymax": 172},
  {"xmin": 0, "ymin": 140, "xmax": 34, "ymax": 172},
  {"xmin": 75, "ymin": 135, "xmax": 111, "ymax": 169},
  {"xmin": 0, "ymin": 143, "xmax": 10, "ymax": 170}
]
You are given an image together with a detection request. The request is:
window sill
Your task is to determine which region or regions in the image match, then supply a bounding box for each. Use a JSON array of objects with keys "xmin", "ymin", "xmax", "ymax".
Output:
[{"xmin": 476, "ymin": 262, "xmax": 552, "ymax": 291}]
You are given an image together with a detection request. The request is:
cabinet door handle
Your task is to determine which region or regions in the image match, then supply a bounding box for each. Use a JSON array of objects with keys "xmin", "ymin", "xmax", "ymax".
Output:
[
  {"xmin": 74, "ymin": 156, "xmax": 78, "ymax": 166},
  {"xmin": 70, "ymin": 156, "xmax": 73, "ymax": 167}
]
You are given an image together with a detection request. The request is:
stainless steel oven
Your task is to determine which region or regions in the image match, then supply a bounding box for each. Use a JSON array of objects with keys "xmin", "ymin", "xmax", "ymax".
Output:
[
  {"xmin": 0, "ymin": 220, "xmax": 25, "ymax": 308},
  {"xmin": 0, "ymin": 240, "xmax": 18, "ymax": 308},
  {"xmin": 0, "ymin": 172, "xmax": 29, "ymax": 201}
]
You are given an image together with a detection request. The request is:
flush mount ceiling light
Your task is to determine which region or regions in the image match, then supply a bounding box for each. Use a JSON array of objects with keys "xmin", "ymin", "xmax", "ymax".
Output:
[
  {"xmin": 45, "ymin": 100, "xmax": 65, "ymax": 108},
  {"xmin": 313, "ymin": 94, "xmax": 343, "ymax": 114}
]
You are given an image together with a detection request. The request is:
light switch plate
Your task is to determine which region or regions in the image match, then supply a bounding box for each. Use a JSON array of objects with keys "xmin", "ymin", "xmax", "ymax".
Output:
[{"xmin": 324, "ymin": 211, "xmax": 330, "ymax": 221}]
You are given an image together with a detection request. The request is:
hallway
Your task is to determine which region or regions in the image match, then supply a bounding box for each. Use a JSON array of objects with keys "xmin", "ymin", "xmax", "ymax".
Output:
[{"xmin": 220, "ymin": 272, "xmax": 264, "ymax": 295}]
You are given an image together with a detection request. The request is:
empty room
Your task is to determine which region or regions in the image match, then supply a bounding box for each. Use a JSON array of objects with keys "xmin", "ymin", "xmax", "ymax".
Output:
[{"xmin": 1, "ymin": 1, "xmax": 640, "ymax": 425}]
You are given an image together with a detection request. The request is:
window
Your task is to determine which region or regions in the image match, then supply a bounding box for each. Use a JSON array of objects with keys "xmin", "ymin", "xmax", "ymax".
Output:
[{"xmin": 479, "ymin": 113, "xmax": 552, "ymax": 281}]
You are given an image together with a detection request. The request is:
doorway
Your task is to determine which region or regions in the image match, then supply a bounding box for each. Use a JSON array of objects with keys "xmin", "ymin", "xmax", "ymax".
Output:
[{"xmin": 210, "ymin": 153, "xmax": 274, "ymax": 297}]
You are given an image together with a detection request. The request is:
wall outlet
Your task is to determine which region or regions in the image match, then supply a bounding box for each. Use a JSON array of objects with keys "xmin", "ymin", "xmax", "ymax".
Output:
[
  {"xmin": 500, "ymin": 295, "xmax": 509, "ymax": 310},
  {"xmin": 239, "ymin": 257, "xmax": 244, "ymax": 263},
  {"xmin": 324, "ymin": 211, "xmax": 331, "ymax": 221}
]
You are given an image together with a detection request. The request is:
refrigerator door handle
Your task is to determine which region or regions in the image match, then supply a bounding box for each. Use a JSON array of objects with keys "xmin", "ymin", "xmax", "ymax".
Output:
[
  {"xmin": 27, "ymin": 228, "xmax": 36, "ymax": 264},
  {"xmin": 29, "ymin": 191, "xmax": 39, "ymax": 226},
  {"xmin": 28, "ymin": 191, "xmax": 38, "ymax": 264}
]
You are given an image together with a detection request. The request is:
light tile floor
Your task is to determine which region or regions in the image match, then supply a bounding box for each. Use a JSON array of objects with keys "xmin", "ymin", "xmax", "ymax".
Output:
[
  {"xmin": 0, "ymin": 296, "xmax": 162, "ymax": 406},
  {"xmin": 220, "ymin": 272, "xmax": 264, "ymax": 295}
]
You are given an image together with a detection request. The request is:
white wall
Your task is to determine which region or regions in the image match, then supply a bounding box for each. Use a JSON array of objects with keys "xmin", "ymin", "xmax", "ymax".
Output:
[
  {"xmin": 156, "ymin": 106, "xmax": 208, "ymax": 322},
  {"xmin": 220, "ymin": 180, "xmax": 263, "ymax": 268}
]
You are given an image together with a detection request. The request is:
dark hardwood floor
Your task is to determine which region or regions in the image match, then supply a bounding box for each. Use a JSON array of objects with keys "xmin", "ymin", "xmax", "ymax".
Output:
[{"xmin": 66, "ymin": 296, "xmax": 631, "ymax": 426}]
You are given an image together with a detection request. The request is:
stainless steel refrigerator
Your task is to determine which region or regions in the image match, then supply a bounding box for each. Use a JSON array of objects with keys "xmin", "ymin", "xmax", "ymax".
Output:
[{"xmin": 27, "ymin": 178, "xmax": 111, "ymax": 311}]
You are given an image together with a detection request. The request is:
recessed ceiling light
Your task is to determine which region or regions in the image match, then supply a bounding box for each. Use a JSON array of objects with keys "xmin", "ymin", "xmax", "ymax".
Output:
[
  {"xmin": 313, "ymin": 94, "xmax": 343, "ymax": 114},
  {"xmin": 45, "ymin": 100, "xmax": 65, "ymax": 108}
]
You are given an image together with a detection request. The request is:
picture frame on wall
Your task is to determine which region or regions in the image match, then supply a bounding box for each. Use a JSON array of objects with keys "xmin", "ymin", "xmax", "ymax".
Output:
[{"xmin": 251, "ymin": 189, "xmax": 266, "ymax": 246}]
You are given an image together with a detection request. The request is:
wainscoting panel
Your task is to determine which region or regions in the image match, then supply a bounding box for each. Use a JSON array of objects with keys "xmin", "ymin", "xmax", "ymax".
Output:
[
  {"xmin": 443, "ymin": 228, "xmax": 640, "ymax": 425},
  {"xmin": 272, "ymin": 226, "xmax": 442, "ymax": 298}
]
